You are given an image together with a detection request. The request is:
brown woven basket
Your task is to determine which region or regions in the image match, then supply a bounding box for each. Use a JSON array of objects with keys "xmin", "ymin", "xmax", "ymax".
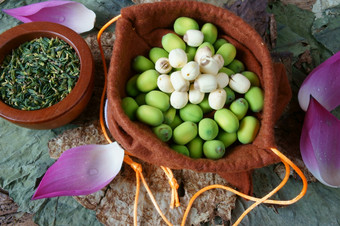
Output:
[{"xmin": 106, "ymin": 1, "xmax": 291, "ymax": 194}]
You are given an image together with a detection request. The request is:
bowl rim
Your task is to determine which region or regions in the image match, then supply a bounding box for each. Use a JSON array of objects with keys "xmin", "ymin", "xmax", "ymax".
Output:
[{"xmin": 0, "ymin": 21, "xmax": 93, "ymax": 125}]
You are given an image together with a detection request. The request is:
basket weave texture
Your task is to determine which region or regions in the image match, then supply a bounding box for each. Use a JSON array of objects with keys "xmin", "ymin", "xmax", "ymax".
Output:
[{"xmin": 106, "ymin": 1, "xmax": 292, "ymax": 194}]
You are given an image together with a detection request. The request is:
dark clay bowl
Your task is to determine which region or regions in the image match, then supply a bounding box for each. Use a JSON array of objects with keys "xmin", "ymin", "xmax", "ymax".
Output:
[{"xmin": 0, "ymin": 22, "xmax": 94, "ymax": 130}]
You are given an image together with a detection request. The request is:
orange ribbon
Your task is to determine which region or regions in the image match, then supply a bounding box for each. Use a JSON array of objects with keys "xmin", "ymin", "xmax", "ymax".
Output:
[{"xmin": 97, "ymin": 14, "xmax": 307, "ymax": 226}]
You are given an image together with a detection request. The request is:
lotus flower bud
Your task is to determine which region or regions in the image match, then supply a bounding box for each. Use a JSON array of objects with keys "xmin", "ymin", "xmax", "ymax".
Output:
[
  {"xmin": 170, "ymin": 71, "xmax": 190, "ymax": 92},
  {"xmin": 155, "ymin": 57, "xmax": 172, "ymax": 74},
  {"xmin": 183, "ymin": 30, "xmax": 204, "ymax": 47},
  {"xmin": 194, "ymin": 74, "xmax": 217, "ymax": 93},
  {"xmin": 189, "ymin": 84, "xmax": 204, "ymax": 104},
  {"xmin": 208, "ymin": 89, "xmax": 227, "ymax": 110},
  {"xmin": 194, "ymin": 46, "xmax": 213, "ymax": 63},
  {"xmin": 199, "ymin": 56, "xmax": 220, "ymax": 75},
  {"xmin": 229, "ymin": 73, "xmax": 251, "ymax": 94},
  {"xmin": 181, "ymin": 61, "xmax": 200, "ymax": 81},
  {"xmin": 169, "ymin": 48, "xmax": 188, "ymax": 68},
  {"xmin": 216, "ymin": 72, "xmax": 229, "ymax": 88},
  {"xmin": 170, "ymin": 91, "xmax": 188, "ymax": 109},
  {"xmin": 157, "ymin": 74, "xmax": 174, "ymax": 93}
]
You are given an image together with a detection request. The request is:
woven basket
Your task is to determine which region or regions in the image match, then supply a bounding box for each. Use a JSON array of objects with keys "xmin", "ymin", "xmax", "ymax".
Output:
[{"xmin": 106, "ymin": 1, "xmax": 291, "ymax": 194}]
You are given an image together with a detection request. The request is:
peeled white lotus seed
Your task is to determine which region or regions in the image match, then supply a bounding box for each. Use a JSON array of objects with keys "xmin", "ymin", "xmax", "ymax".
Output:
[
  {"xmin": 189, "ymin": 84, "xmax": 204, "ymax": 104},
  {"xmin": 194, "ymin": 74, "xmax": 217, "ymax": 93},
  {"xmin": 212, "ymin": 54, "xmax": 224, "ymax": 70},
  {"xmin": 181, "ymin": 61, "xmax": 200, "ymax": 81},
  {"xmin": 199, "ymin": 56, "xmax": 220, "ymax": 75},
  {"xmin": 229, "ymin": 73, "xmax": 251, "ymax": 94},
  {"xmin": 183, "ymin": 30, "xmax": 204, "ymax": 47},
  {"xmin": 170, "ymin": 71, "xmax": 190, "ymax": 92},
  {"xmin": 169, "ymin": 48, "xmax": 188, "ymax": 68},
  {"xmin": 155, "ymin": 57, "xmax": 172, "ymax": 74},
  {"xmin": 194, "ymin": 46, "xmax": 213, "ymax": 63},
  {"xmin": 157, "ymin": 74, "xmax": 174, "ymax": 93},
  {"xmin": 170, "ymin": 91, "xmax": 188, "ymax": 109},
  {"xmin": 216, "ymin": 72, "xmax": 229, "ymax": 88},
  {"xmin": 208, "ymin": 88, "xmax": 227, "ymax": 110}
]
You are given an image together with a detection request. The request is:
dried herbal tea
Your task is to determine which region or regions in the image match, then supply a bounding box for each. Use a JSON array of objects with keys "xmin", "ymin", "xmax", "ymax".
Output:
[{"xmin": 0, "ymin": 37, "xmax": 80, "ymax": 110}]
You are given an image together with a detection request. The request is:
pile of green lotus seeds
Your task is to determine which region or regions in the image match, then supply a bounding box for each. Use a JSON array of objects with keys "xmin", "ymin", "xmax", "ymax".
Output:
[{"xmin": 121, "ymin": 17, "xmax": 264, "ymax": 160}]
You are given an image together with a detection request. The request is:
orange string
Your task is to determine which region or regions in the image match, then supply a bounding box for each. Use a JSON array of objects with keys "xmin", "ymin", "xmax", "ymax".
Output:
[
  {"xmin": 97, "ymin": 15, "xmax": 177, "ymax": 226},
  {"xmin": 97, "ymin": 14, "xmax": 308, "ymax": 226},
  {"xmin": 181, "ymin": 147, "xmax": 308, "ymax": 226}
]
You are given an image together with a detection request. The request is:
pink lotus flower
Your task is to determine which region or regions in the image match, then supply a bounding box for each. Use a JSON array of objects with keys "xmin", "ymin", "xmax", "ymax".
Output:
[
  {"xmin": 298, "ymin": 51, "xmax": 340, "ymax": 187},
  {"xmin": 32, "ymin": 142, "xmax": 124, "ymax": 200},
  {"xmin": 3, "ymin": 1, "xmax": 96, "ymax": 34}
]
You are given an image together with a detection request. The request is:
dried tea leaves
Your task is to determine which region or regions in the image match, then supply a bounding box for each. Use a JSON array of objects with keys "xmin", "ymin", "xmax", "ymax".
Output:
[{"xmin": 0, "ymin": 37, "xmax": 80, "ymax": 110}]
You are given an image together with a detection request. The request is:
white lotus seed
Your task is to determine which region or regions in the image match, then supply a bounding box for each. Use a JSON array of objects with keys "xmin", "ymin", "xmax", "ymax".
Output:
[
  {"xmin": 229, "ymin": 73, "xmax": 251, "ymax": 94},
  {"xmin": 170, "ymin": 91, "xmax": 188, "ymax": 109},
  {"xmin": 212, "ymin": 54, "xmax": 224, "ymax": 70},
  {"xmin": 194, "ymin": 74, "xmax": 217, "ymax": 93},
  {"xmin": 170, "ymin": 71, "xmax": 190, "ymax": 92},
  {"xmin": 208, "ymin": 88, "xmax": 227, "ymax": 110},
  {"xmin": 183, "ymin": 30, "xmax": 204, "ymax": 47},
  {"xmin": 181, "ymin": 61, "xmax": 200, "ymax": 81},
  {"xmin": 155, "ymin": 57, "xmax": 172, "ymax": 74},
  {"xmin": 199, "ymin": 56, "xmax": 220, "ymax": 75},
  {"xmin": 189, "ymin": 84, "xmax": 205, "ymax": 104},
  {"xmin": 216, "ymin": 72, "xmax": 229, "ymax": 88},
  {"xmin": 157, "ymin": 74, "xmax": 174, "ymax": 93},
  {"xmin": 168, "ymin": 48, "xmax": 188, "ymax": 68},
  {"xmin": 194, "ymin": 46, "xmax": 213, "ymax": 63}
]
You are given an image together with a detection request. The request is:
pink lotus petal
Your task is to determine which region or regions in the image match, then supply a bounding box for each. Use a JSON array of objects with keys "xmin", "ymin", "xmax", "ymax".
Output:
[
  {"xmin": 32, "ymin": 142, "xmax": 124, "ymax": 200},
  {"xmin": 3, "ymin": 1, "xmax": 96, "ymax": 33},
  {"xmin": 298, "ymin": 51, "xmax": 340, "ymax": 112},
  {"xmin": 300, "ymin": 97, "xmax": 340, "ymax": 187}
]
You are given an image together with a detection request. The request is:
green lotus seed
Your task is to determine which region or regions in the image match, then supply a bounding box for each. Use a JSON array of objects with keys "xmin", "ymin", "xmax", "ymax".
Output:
[
  {"xmin": 186, "ymin": 46, "xmax": 197, "ymax": 62},
  {"xmin": 198, "ymin": 118, "xmax": 219, "ymax": 140},
  {"xmin": 187, "ymin": 136, "xmax": 203, "ymax": 159},
  {"xmin": 219, "ymin": 67, "xmax": 234, "ymax": 76},
  {"xmin": 244, "ymin": 87, "xmax": 264, "ymax": 112},
  {"xmin": 224, "ymin": 87, "xmax": 235, "ymax": 105},
  {"xmin": 173, "ymin": 17, "xmax": 199, "ymax": 36},
  {"xmin": 149, "ymin": 47, "xmax": 169, "ymax": 63},
  {"xmin": 229, "ymin": 98, "xmax": 249, "ymax": 120},
  {"xmin": 179, "ymin": 104, "xmax": 203, "ymax": 123},
  {"xmin": 242, "ymin": 71, "xmax": 260, "ymax": 87},
  {"xmin": 132, "ymin": 55, "xmax": 155, "ymax": 73},
  {"xmin": 203, "ymin": 140, "xmax": 225, "ymax": 160},
  {"xmin": 199, "ymin": 95, "xmax": 213, "ymax": 113},
  {"xmin": 201, "ymin": 23, "xmax": 218, "ymax": 44},
  {"xmin": 162, "ymin": 33, "xmax": 186, "ymax": 52},
  {"xmin": 217, "ymin": 131, "xmax": 237, "ymax": 148},
  {"xmin": 152, "ymin": 124, "xmax": 173, "ymax": 142},
  {"xmin": 136, "ymin": 69, "xmax": 159, "ymax": 92},
  {"xmin": 214, "ymin": 108, "xmax": 239, "ymax": 133},
  {"xmin": 173, "ymin": 121, "xmax": 198, "ymax": 145},
  {"xmin": 121, "ymin": 97, "xmax": 139, "ymax": 120},
  {"xmin": 145, "ymin": 90, "xmax": 170, "ymax": 112},
  {"xmin": 214, "ymin": 38, "xmax": 228, "ymax": 51},
  {"xmin": 135, "ymin": 93, "xmax": 146, "ymax": 105},
  {"xmin": 216, "ymin": 43, "xmax": 236, "ymax": 66},
  {"xmin": 237, "ymin": 116, "xmax": 260, "ymax": 144},
  {"xmin": 126, "ymin": 74, "xmax": 140, "ymax": 97},
  {"xmin": 197, "ymin": 42, "xmax": 215, "ymax": 55},
  {"xmin": 164, "ymin": 107, "xmax": 176, "ymax": 125},
  {"xmin": 136, "ymin": 105, "xmax": 164, "ymax": 126},
  {"xmin": 227, "ymin": 59, "xmax": 245, "ymax": 73},
  {"xmin": 171, "ymin": 144, "xmax": 190, "ymax": 157},
  {"xmin": 169, "ymin": 114, "xmax": 183, "ymax": 129}
]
